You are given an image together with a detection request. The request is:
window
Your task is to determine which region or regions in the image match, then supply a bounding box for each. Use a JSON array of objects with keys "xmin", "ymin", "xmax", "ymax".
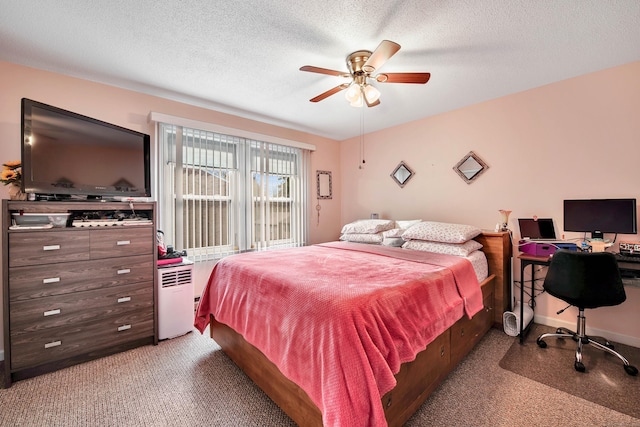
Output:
[{"xmin": 158, "ymin": 123, "xmax": 310, "ymax": 262}]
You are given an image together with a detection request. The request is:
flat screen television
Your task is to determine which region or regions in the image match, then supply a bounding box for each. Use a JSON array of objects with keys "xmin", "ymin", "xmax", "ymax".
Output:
[
  {"xmin": 21, "ymin": 98, "xmax": 151, "ymax": 200},
  {"xmin": 563, "ymin": 198, "xmax": 637, "ymax": 239}
]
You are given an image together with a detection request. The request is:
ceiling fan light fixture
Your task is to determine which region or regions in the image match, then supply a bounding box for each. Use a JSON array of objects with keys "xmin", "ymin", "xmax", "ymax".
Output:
[
  {"xmin": 363, "ymin": 84, "xmax": 380, "ymax": 103},
  {"xmin": 345, "ymin": 83, "xmax": 361, "ymax": 103},
  {"xmin": 350, "ymin": 96, "xmax": 364, "ymax": 108}
]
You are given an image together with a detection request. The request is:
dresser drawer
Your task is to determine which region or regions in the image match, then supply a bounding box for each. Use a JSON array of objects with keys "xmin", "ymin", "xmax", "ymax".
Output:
[
  {"xmin": 9, "ymin": 230, "xmax": 90, "ymax": 267},
  {"xmin": 10, "ymin": 308, "xmax": 154, "ymax": 370},
  {"xmin": 10, "ymin": 282, "xmax": 153, "ymax": 334},
  {"xmin": 89, "ymin": 227, "xmax": 153, "ymax": 258},
  {"xmin": 9, "ymin": 255, "xmax": 153, "ymax": 302}
]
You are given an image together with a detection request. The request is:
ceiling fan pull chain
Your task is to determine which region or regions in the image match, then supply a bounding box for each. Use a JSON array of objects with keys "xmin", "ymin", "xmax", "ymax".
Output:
[{"xmin": 360, "ymin": 106, "xmax": 366, "ymax": 168}]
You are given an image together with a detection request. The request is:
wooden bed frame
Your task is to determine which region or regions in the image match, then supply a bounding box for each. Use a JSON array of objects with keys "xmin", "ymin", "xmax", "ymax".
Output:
[{"xmin": 208, "ymin": 231, "xmax": 512, "ymax": 426}]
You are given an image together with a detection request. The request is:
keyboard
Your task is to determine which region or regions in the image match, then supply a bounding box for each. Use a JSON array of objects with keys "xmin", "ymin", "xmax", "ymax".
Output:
[{"xmin": 614, "ymin": 253, "xmax": 640, "ymax": 264}]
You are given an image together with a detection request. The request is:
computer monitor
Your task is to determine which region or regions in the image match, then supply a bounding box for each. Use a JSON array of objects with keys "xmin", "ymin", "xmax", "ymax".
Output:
[{"xmin": 563, "ymin": 198, "xmax": 637, "ymax": 240}]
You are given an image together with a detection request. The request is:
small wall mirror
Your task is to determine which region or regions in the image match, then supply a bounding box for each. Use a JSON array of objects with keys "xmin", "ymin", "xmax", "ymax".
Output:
[
  {"xmin": 453, "ymin": 151, "xmax": 489, "ymax": 184},
  {"xmin": 316, "ymin": 170, "xmax": 332, "ymax": 199},
  {"xmin": 390, "ymin": 161, "xmax": 415, "ymax": 188}
]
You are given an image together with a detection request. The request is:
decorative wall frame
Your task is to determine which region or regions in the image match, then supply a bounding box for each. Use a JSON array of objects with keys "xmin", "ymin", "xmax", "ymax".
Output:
[
  {"xmin": 453, "ymin": 151, "xmax": 489, "ymax": 184},
  {"xmin": 390, "ymin": 161, "xmax": 415, "ymax": 188},
  {"xmin": 316, "ymin": 170, "xmax": 332, "ymax": 199}
]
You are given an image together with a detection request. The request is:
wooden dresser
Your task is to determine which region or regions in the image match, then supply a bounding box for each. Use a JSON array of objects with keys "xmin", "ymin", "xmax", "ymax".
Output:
[{"xmin": 2, "ymin": 200, "xmax": 157, "ymax": 387}]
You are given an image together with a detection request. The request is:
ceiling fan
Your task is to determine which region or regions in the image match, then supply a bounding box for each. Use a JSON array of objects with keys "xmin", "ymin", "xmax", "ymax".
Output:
[{"xmin": 300, "ymin": 40, "xmax": 430, "ymax": 107}]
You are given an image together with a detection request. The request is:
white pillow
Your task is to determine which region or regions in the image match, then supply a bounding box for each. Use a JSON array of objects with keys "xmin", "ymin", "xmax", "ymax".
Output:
[
  {"xmin": 339, "ymin": 233, "xmax": 384, "ymax": 244},
  {"xmin": 383, "ymin": 228, "xmax": 403, "ymax": 238},
  {"xmin": 341, "ymin": 219, "xmax": 395, "ymax": 234},
  {"xmin": 394, "ymin": 219, "xmax": 422, "ymax": 230},
  {"xmin": 383, "ymin": 220, "xmax": 423, "ymax": 239},
  {"xmin": 402, "ymin": 239, "xmax": 483, "ymax": 257},
  {"xmin": 402, "ymin": 221, "xmax": 482, "ymax": 244},
  {"xmin": 382, "ymin": 237, "xmax": 405, "ymax": 247}
]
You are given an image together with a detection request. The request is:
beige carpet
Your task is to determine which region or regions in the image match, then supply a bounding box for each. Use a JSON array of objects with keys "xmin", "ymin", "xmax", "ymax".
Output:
[
  {"xmin": 499, "ymin": 323, "xmax": 640, "ymax": 419},
  {"xmin": 1, "ymin": 326, "xmax": 639, "ymax": 426}
]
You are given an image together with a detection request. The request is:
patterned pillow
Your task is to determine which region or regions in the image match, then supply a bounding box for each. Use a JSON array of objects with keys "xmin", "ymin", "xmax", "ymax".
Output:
[
  {"xmin": 402, "ymin": 239, "xmax": 483, "ymax": 257},
  {"xmin": 339, "ymin": 233, "xmax": 384, "ymax": 244},
  {"xmin": 340, "ymin": 219, "xmax": 395, "ymax": 234},
  {"xmin": 402, "ymin": 221, "xmax": 482, "ymax": 244}
]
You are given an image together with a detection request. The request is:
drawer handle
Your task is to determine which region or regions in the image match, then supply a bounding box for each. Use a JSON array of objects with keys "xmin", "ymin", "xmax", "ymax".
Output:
[
  {"xmin": 117, "ymin": 296, "xmax": 132, "ymax": 303},
  {"xmin": 44, "ymin": 340, "xmax": 62, "ymax": 349},
  {"xmin": 43, "ymin": 244, "xmax": 61, "ymax": 251},
  {"xmin": 460, "ymin": 328, "xmax": 465, "ymax": 337},
  {"xmin": 117, "ymin": 268, "xmax": 131, "ymax": 275},
  {"xmin": 118, "ymin": 324, "xmax": 132, "ymax": 332},
  {"xmin": 43, "ymin": 277, "xmax": 61, "ymax": 284},
  {"xmin": 44, "ymin": 308, "xmax": 61, "ymax": 317},
  {"xmin": 117, "ymin": 240, "xmax": 131, "ymax": 246},
  {"xmin": 440, "ymin": 345, "xmax": 446, "ymax": 357}
]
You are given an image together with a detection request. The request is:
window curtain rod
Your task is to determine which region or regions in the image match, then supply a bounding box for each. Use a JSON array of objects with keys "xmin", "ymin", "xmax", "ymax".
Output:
[{"xmin": 148, "ymin": 112, "xmax": 316, "ymax": 152}]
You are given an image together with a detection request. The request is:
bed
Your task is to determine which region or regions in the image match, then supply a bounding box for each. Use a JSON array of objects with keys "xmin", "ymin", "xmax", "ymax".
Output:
[{"xmin": 194, "ymin": 226, "xmax": 511, "ymax": 427}]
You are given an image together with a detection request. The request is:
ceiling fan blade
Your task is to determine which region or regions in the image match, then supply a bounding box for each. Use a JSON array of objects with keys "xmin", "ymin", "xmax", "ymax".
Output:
[
  {"xmin": 300, "ymin": 65, "xmax": 348, "ymax": 77},
  {"xmin": 309, "ymin": 84, "xmax": 349, "ymax": 102},
  {"xmin": 362, "ymin": 40, "xmax": 401, "ymax": 73},
  {"xmin": 375, "ymin": 72, "xmax": 431, "ymax": 84},
  {"xmin": 365, "ymin": 97, "xmax": 381, "ymax": 108}
]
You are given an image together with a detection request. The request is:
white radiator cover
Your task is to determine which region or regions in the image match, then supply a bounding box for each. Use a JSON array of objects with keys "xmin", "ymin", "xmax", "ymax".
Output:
[{"xmin": 158, "ymin": 262, "xmax": 194, "ymax": 340}]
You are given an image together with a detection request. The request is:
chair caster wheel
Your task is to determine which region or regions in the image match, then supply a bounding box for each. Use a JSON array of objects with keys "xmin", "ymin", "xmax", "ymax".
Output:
[
  {"xmin": 555, "ymin": 328, "xmax": 563, "ymax": 334},
  {"xmin": 605, "ymin": 342, "xmax": 615, "ymax": 350},
  {"xmin": 537, "ymin": 338, "xmax": 547, "ymax": 348},
  {"xmin": 624, "ymin": 365, "xmax": 638, "ymax": 376},
  {"xmin": 574, "ymin": 361, "xmax": 586, "ymax": 372}
]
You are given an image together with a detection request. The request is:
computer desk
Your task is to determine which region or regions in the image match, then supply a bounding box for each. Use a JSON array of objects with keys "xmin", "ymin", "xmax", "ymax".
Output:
[
  {"xmin": 518, "ymin": 254, "xmax": 551, "ymax": 344},
  {"xmin": 517, "ymin": 253, "xmax": 640, "ymax": 344}
]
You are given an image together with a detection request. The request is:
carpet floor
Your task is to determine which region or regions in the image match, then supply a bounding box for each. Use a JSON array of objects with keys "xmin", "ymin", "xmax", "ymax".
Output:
[
  {"xmin": 1, "ymin": 326, "xmax": 639, "ymax": 426},
  {"xmin": 499, "ymin": 323, "xmax": 640, "ymax": 419}
]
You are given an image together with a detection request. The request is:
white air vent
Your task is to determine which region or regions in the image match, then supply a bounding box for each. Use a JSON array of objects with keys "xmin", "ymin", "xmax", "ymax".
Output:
[
  {"xmin": 160, "ymin": 268, "xmax": 192, "ymax": 288},
  {"xmin": 157, "ymin": 261, "xmax": 195, "ymax": 340}
]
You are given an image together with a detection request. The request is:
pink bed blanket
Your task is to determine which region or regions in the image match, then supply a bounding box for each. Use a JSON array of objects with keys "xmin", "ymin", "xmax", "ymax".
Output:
[{"xmin": 194, "ymin": 241, "xmax": 483, "ymax": 426}]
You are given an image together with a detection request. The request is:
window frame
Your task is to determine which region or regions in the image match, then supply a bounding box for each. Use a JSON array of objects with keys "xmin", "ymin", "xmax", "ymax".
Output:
[{"xmin": 157, "ymin": 121, "xmax": 310, "ymax": 262}]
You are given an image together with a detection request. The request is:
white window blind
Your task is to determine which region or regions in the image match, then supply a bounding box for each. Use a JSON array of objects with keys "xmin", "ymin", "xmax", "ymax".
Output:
[{"xmin": 158, "ymin": 123, "xmax": 310, "ymax": 262}]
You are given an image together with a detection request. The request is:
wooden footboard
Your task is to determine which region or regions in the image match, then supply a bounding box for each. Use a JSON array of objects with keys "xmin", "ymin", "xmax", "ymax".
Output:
[{"xmin": 209, "ymin": 231, "xmax": 510, "ymax": 426}]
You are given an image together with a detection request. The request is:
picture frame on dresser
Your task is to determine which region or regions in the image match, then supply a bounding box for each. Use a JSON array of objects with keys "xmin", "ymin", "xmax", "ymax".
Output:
[{"xmin": 2, "ymin": 200, "xmax": 158, "ymax": 387}]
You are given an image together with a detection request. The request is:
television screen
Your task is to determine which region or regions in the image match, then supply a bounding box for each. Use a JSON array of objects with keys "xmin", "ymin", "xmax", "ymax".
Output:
[
  {"xmin": 563, "ymin": 198, "xmax": 637, "ymax": 238},
  {"xmin": 21, "ymin": 98, "xmax": 151, "ymax": 199}
]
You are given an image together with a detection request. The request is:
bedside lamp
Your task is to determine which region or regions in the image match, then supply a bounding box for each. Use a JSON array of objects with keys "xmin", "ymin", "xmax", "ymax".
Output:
[{"xmin": 499, "ymin": 209, "xmax": 512, "ymax": 232}]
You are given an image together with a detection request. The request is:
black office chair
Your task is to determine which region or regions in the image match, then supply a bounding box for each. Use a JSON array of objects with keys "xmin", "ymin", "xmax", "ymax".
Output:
[{"xmin": 536, "ymin": 249, "xmax": 638, "ymax": 376}]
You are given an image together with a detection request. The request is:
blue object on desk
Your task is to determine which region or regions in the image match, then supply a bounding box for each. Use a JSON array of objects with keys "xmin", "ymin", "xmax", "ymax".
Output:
[{"xmin": 555, "ymin": 242, "xmax": 578, "ymax": 251}]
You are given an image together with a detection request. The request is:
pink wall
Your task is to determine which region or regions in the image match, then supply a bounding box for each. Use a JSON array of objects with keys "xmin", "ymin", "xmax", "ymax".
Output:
[
  {"xmin": 340, "ymin": 61, "xmax": 640, "ymax": 346},
  {"xmin": 1, "ymin": 59, "xmax": 638, "ymax": 354},
  {"xmin": 0, "ymin": 61, "xmax": 342, "ymax": 243},
  {"xmin": 0, "ymin": 61, "xmax": 342, "ymax": 356}
]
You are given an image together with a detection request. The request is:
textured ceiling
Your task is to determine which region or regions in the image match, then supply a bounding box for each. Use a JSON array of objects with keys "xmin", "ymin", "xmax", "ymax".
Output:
[{"xmin": 1, "ymin": 0, "xmax": 639, "ymax": 140}]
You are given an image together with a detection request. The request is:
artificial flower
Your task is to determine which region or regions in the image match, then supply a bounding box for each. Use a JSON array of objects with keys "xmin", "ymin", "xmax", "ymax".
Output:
[{"xmin": 1, "ymin": 161, "xmax": 22, "ymax": 186}]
